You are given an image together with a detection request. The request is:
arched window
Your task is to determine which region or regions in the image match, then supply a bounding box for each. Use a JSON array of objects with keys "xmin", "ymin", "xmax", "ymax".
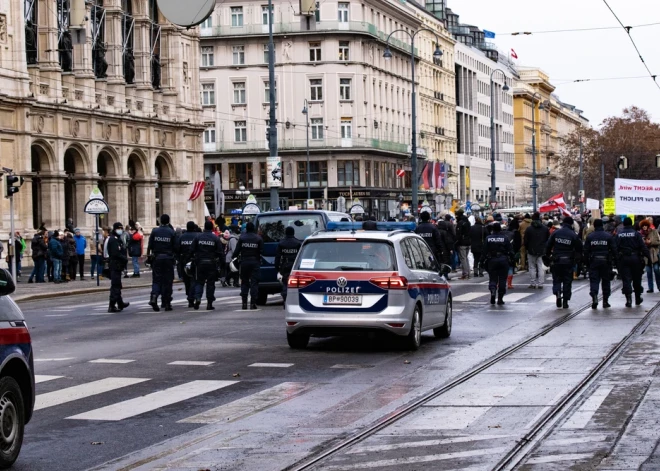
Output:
[
  {"xmin": 91, "ymin": 0, "xmax": 107, "ymax": 79},
  {"xmin": 122, "ymin": 0, "xmax": 135, "ymax": 84},
  {"xmin": 149, "ymin": 0, "xmax": 161, "ymax": 89},
  {"xmin": 57, "ymin": 0, "xmax": 73, "ymax": 72},
  {"xmin": 24, "ymin": 0, "xmax": 38, "ymax": 64}
]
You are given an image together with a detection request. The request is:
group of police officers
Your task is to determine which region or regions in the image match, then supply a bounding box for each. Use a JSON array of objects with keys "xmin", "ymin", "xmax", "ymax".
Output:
[{"xmin": 105, "ymin": 215, "xmax": 303, "ymax": 313}]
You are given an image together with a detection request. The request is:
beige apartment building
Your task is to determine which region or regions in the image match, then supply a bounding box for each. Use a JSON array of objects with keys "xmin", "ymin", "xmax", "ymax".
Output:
[
  {"xmin": 199, "ymin": 0, "xmax": 456, "ymax": 216},
  {"xmin": 0, "ymin": 0, "xmax": 205, "ymax": 246}
]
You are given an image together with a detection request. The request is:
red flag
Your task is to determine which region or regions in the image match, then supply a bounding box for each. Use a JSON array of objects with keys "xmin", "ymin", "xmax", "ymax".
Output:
[
  {"xmin": 539, "ymin": 192, "xmax": 567, "ymax": 213},
  {"xmin": 510, "ymin": 48, "xmax": 518, "ymax": 59},
  {"xmin": 434, "ymin": 161, "xmax": 441, "ymax": 190},
  {"xmin": 188, "ymin": 181, "xmax": 205, "ymax": 201}
]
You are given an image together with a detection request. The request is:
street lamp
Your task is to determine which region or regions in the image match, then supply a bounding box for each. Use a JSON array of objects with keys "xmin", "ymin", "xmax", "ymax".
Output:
[
  {"xmin": 236, "ymin": 182, "xmax": 250, "ymax": 197},
  {"xmin": 489, "ymin": 69, "xmax": 510, "ymax": 211},
  {"xmin": 302, "ymin": 99, "xmax": 311, "ymax": 200},
  {"xmin": 384, "ymin": 30, "xmax": 443, "ymax": 218},
  {"xmin": 529, "ymin": 92, "xmax": 545, "ymax": 212}
]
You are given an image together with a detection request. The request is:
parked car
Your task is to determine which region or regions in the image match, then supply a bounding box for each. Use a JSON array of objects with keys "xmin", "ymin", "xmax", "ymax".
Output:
[
  {"xmin": 0, "ymin": 269, "xmax": 35, "ymax": 468},
  {"xmin": 253, "ymin": 210, "xmax": 350, "ymax": 304},
  {"xmin": 284, "ymin": 222, "xmax": 452, "ymax": 350}
]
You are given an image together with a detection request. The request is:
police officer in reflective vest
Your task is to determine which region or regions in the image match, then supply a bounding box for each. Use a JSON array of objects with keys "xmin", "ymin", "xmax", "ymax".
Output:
[
  {"xmin": 190, "ymin": 220, "xmax": 223, "ymax": 311},
  {"xmin": 107, "ymin": 222, "xmax": 130, "ymax": 313},
  {"xmin": 584, "ymin": 219, "xmax": 617, "ymax": 309},
  {"xmin": 175, "ymin": 221, "xmax": 199, "ymax": 308},
  {"xmin": 233, "ymin": 222, "xmax": 264, "ymax": 310},
  {"xmin": 147, "ymin": 214, "xmax": 177, "ymax": 312},
  {"xmin": 482, "ymin": 222, "xmax": 514, "ymax": 305},
  {"xmin": 415, "ymin": 211, "xmax": 448, "ymax": 266},
  {"xmin": 275, "ymin": 226, "xmax": 301, "ymax": 306},
  {"xmin": 545, "ymin": 216, "xmax": 583, "ymax": 309},
  {"xmin": 616, "ymin": 217, "xmax": 651, "ymax": 307}
]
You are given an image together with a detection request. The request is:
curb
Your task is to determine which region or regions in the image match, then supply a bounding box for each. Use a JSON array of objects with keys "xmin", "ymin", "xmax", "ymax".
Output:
[{"xmin": 13, "ymin": 283, "xmax": 153, "ymax": 303}]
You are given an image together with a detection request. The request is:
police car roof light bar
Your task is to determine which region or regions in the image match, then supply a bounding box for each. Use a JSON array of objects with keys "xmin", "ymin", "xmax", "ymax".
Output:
[{"xmin": 326, "ymin": 222, "xmax": 416, "ymax": 232}]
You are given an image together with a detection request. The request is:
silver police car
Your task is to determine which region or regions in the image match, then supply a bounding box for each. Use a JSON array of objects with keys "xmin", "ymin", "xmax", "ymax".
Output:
[{"xmin": 285, "ymin": 222, "xmax": 452, "ymax": 350}]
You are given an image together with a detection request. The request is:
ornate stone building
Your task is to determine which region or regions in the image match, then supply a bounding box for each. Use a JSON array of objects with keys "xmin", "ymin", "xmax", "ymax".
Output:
[{"xmin": 0, "ymin": 0, "xmax": 204, "ymax": 246}]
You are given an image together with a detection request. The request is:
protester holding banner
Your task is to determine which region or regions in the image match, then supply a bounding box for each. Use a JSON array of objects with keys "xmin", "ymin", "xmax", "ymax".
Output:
[{"xmin": 639, "ymin": 218, "xmax": 660, "ymax": 293}]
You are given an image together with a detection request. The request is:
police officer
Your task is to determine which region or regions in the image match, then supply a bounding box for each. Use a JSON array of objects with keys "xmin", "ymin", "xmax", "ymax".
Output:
[
  {"xmin": 616, "ymin": 217, "xmax": 651, "ymax": 307},
  {"xmin": 147, "ymin": 214, "xmax": 177, "ymax": 312},
  {"xmin": 233, "ymin": 222, "xmax": 264, "ymax": 310},
  {"xmin": 275, "ymin": 226, "xmax": 302, "ymax": 307},
  {"xmin": 190, "ymin": 220, "xmax": 223, "ymax": 311},
  {"xmin": 545, "ymin": 216, "xmax": 583, "ymax": 309},
  {"xmin": 584, "ymin": 219, "xmax": 617, "ymax": 309},
  {"xmin": 107, "ymin": 222, "xmax": 130, "ymax": 313},
  {"xmin": 415, "ymin": 211, "xmax": 448, "ymax": 266},
  {"xmin": 482, "ymin": 222, "xmax": 514, "ymax": 305},
  {"xmin": 176, "ymin": 221, "xmax": 199, "ymax": 308}
]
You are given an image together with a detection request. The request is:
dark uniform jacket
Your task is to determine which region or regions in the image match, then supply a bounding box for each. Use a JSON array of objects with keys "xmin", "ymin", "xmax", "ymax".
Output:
[
  {"xmin": 148, "ymin": 225, "xmax": 176, "ymax": 258},
  {"xmin": 107, "ymin": 234, "xmax": 128, "ymax": 271},
  {"xmin": 190, "ymin": 230, "xmax": 223, "ymax": 265},
  {"xmin": 275, "ymin": 235, "xmax": 302, "ymax": 276},
  {"xmin": 176, "ymin": 231, "xmax": 199, "ymax": 264},
  {"xmin": 483, "ymin": 233, "xmax": 515, "ymax": 264},
  {"xmin": 616, "ymin": 227, "xmax": 651, "ymax": 260},
  {"xmin": 545, "ymin": 225, "xmax": 583, "ymax": 265},
  {"xmin": 524, "ymin": 220, "xmax": 550, "ymax": 256},
  {"xmin": 415, "ymin": 222, "xmax": 447, "ymax": 259},
  {"xmin": 234, "ymin": 232, "xmax": 264, "ymax": 262},
  {"xmin": 584, "ymin": 228, "xmax": 617, "ymax": 264}
]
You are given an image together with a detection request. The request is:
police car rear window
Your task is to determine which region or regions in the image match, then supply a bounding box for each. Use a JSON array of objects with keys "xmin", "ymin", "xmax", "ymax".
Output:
[
  {"xmin": 0, "ymin": 297, "xmax": 25, "ymax": 322},
  {"xmin": 257, "ymin": 215, "xmax": 323, "ymax": 243},
  {"xmin": 295, "ymin": 240, "xmax": 396, "ymax": 271}
]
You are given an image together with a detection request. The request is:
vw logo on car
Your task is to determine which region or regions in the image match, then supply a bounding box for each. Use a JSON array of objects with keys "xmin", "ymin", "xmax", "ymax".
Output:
[{"xmin": 336, "ymin": 277, "xmax": 348, "ymax": 288}]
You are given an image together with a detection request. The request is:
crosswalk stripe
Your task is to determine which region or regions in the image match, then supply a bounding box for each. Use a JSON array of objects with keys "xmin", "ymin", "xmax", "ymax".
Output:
[
  {"xmin": 543, "ymin": 435, "xmax": 609, "ymax": 447},
  {"xmin": 543, "ymin": 295, "xmax": 558, "ymax": 303},
  {"xmin": 35, "ymin": 377, "xmax": 149, "ymax": 411},
  {"xmin": 504, "ymin": 293, "xmax": 535, "ymax": 302},
  {"xmin": 34, "ymin": 375, "xmax": 64, "ymax": 384},
  {"xmin": 249, "ymin": 363, "xmax": 294, "ymax": 368},
  {"xmin": 34, "ymin": 358, "xmax": 74, "ymax": 362},
  {"xmin": 168, "ymin": 361, "xmax": 215, "ymax": 366},
  {"xmin": 526, "ymin": 453, "xmax": 593, "ymax": 464},
  {"xmin": 89, "ymin": 359, "xmax": 136, "ymax": 364},
  {"xmin": 67, "ymin": 380, "xmax": 238, "ymax": 421},
  {"xmin": 562, "ymin": 385, "xmax": 614, "ymax": 429},
  {"xmin": 452, "ymin": 292, "xmax": 486, "ymax": 302},
  {"xmin": 179, "ymin": 382, "xmax": 313, "ymax": 424},
  {"xmin": 347, "ymin": 434, "xmax": 513, "ymax": 454}
]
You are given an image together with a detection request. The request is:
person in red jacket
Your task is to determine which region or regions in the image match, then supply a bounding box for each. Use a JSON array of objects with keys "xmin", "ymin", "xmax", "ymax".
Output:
[{"xmin": 127, "ymin": 224, "xmax": 144, "ymax": 278}]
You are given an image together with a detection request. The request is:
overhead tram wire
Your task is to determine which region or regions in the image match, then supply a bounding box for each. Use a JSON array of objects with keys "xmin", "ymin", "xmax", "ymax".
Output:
[{"xmin": 502, "ymin": 21, "xmax": 660, "ymax": 35}]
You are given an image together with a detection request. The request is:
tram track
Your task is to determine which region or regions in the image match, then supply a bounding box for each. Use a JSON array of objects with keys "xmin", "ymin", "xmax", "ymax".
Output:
[{"xmin": 286, "ymin": 285, "xmax": 659, "ymax": 471}]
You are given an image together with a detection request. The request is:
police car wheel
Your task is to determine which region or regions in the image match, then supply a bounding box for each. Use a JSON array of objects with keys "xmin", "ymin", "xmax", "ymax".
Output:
[
  {"xmin": 287, "ymin": 332, "xmax": 310, "ymax": 349},
  {"xmin": 434, "ymin": 299, "xmax": 452, "ymax": 339},
  {"xmin": 404, "ymin": 306, "xmax": 422, "ymax": 351},
  {"xmin": 0, "ymin": 377, "xmax": 25, "ymax": 468},
  {"xmin": 256, "ymin": 293, "xmax": 269, "ymax": 306}
]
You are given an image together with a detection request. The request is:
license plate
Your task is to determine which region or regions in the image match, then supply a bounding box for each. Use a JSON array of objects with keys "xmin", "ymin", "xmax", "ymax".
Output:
[{"xmin": 323, "ymin": 295, "xmax": 363, "ymax": 305}]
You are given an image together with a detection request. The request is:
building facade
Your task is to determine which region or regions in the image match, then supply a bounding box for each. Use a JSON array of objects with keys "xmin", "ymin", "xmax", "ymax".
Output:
[
  {"xmin": 513, "ymin": 67, "xmax": 588, "ymax": 205},
  {"xmin": 0, "ymin": 0, "xmax": 205, "ymax": 246},
  {"xmin": 199, "ymin": 0, "xmax": 456, "ymax": 217}
]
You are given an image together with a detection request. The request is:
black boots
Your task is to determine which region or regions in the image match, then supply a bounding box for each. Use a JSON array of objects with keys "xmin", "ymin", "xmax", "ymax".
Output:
[
  {"xmin": 207, "ymin": 301, "xmax": 215, "ymax": 311},
  {"xmin": 149, "ymin": 295, "xmax": 160, "ymax": 312},
  {"xmin": 625, "ymin": 294, "xmax": 633, "ymax": 308},
  {"xmin": 188, "ymin": 300, "xmax": 194, "ymax": 308},
  {"xmin": 193, "ymin": 298, "xmax": 201, "ymax": 311},
  {"xmin": 242, "ymin": 295, "xmax": 248, "ymax": 310},
  {"xmin": 556, "ymin": 294, "xmax": 562, "ymax": 308},
  {"xmin": 591, "ymin": 295, "xmax": 598, "ymax": 310},
  {"xmin": 250, "ymin": 299, "xmax": 258, "ymax": 310},
  {"xmin": 563, "ymin": 299, "xmax": 569, "ymax": 309},
  {"xmin": 117, "ymin": 300, "xmax": 130, "ymax": 311},
  {"xmin": 603, "ymin": 297, "xmax": 611, "ymax": 308},
  {"xmin": 108, "ymin": 302, "xmax": 120, "ymax": 313},
  {"xmin": 490, "ymin": 289, "xmax": 496, "ymax": 305},
  {"xmin": 497, "ymin": 294, "xmax": 505, "ymax": 305},
  {"xmin": 163, "ymin": 304, "xmax": 173, "ymax": 312},
  {"xmin": 635, "ymin": 295, "xmax": 643, "ymax": 306}
]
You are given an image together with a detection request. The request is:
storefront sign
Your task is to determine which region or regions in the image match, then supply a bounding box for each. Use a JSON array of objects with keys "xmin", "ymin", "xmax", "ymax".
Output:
[
  {"xmin": 615, "ymin": 179, "xmax": 660, "ymax": 215},
  {"xmin": 267, "ymin": 156, "xmax": 282, "ymax": 188}
]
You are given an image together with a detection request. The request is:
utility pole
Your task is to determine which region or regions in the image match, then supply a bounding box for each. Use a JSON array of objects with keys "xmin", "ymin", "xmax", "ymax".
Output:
[
  {"xmin": 267, "ymin": 0, "xmax": 279, "ymax": 211},
  {"xmin": 600, "ymin": 156, "xmax": 605, "ymax": 202},
  {"xmin": 579, "ymin": 134, "xmax": 584, "ymax": 212}
]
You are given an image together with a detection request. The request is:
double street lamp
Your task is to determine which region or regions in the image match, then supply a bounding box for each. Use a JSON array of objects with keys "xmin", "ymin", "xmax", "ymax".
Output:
[
  {"xmin": 384, "ymin": 29, "xmax": 443, "ymax": 219},
  {"xmin": 489, "ymin": 69, "xmax": 510, "ymax": 210}
]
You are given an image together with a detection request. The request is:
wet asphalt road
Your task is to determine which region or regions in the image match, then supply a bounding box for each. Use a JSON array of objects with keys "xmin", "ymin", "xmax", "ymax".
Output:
[{"xmin": 12, "ymin": 275, "xmax": 660, "ymax": 470}]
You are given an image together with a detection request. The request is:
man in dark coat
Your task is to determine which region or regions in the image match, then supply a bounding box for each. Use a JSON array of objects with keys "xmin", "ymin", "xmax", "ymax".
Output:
[
  {"xmin": 524, "ymin": 212, "xmax": 550, "ymax": 289},
  {"xmin": 469, "ymin": 217, "xmax": 487, "ymax": 277},
  {"xmin": 107, "ymin": 222, "xmax": 130, "ymax": 313}
]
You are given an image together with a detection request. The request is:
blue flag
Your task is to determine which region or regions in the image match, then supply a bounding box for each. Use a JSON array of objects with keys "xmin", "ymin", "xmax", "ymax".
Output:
[{"xmin": 484, "ymin": 30, "xmax": 496, "ymax": 39}]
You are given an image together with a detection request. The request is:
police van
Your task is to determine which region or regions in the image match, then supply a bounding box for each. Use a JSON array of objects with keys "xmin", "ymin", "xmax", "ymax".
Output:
[{"xmin": 253, "ymin": 210, "xmax": 350, "ymax": 304}]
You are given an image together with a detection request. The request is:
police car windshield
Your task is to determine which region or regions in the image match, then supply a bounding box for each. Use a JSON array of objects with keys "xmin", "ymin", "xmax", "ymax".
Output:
[
  {"xmin": 296, "ymin": 240, "xmax": 396, "ymax": 271},
  {"xmin": 257, "ymin": 215, "xmax": 323, "ymax": 242}
]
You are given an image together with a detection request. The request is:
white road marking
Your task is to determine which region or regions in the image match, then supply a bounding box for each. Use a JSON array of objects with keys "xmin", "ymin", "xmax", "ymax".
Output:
[
  {"xmin": 543, "ymin": 435, "xmax": 609, "ymax": 447},
  {"xmin": 320, "ymin": 448, "xmax": 507, "ymax": 470},
  {"xmin": 562, "ymin": 386, "xmax": 614, "ymax": 429},
  {"xmin": 347, "ymin": 434, "xmax": 513, "ymax": 454},
  {"xmin": 452, "ymin": 293, "xmax": 487, "ymax": 302},
  {"xmin": 67, "ymin": 380, "xmax": 237, "ymax": 421},
  {"xmin": 406, "ymin": 407, "xmax": 492, "ymax": 430},
  {"xmin": 35, "ymin": 377, "xmax": 149, "ymax": 410},
  {"xmin": 543, "ymin": 295, "xmax": 558, "ymax": 303},
  {"xmin": 248, "ymin": 363, "xmax": 294, "ymax": 368},
  {"xmin": 34, "ymin": 375, "xmax": 64, "ymax": 384},
  {"xmin": 180, "ymin": 382, "xmax": 312, "ymax": 424},
  {"xmin": 168, "ymin": 361, "xmax": 215, "ymax": 366},
  {"xmin": 45, "ymin": 314, "xmax": 69, "ymax": 317},
  {"xmin": 430, "ymin": 386, "xmax": 518, "ymax": 406},
  {"xmin": 34, "ymin": 358, "xmax": 74, "ymax": 362},
  {"xmin": 524, "ymin": 385, "xmax": 572, "ymax": 429},
  {"xmin": 503, "ymin": 293, "xmax": 535, "ymax": 302},
  {"xmin": 330, "ymin": 364, "xmax": 374, "ymax": 369},
  {"xmin": 526, "ymin": 453, "xmax": 593, "ymax": 464},
  {"xmin": 498, "ymin": 367, "xmax": 544, "ymax": 373},
  {"xmin": 89, "ymin": 359, "xmax": 136, "ymax": 364}
]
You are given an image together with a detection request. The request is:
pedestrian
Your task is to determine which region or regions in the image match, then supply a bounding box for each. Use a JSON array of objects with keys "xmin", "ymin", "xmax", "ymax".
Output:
[
  {"xmin": 66, "ymin": 232, "xmax": 77, "ymax": 280},
  {"xmin": 523, "ymin": 212, "xmax": 550, "ymax": 289},
  {"xmin": 482, "ymin": 222, "xmax": 514, "ymax": 305},
  {"xmin": 616, "ymin": 217, "xmax": 651, "ymax": 307},
  {"xmin": 584, "ymin": 219, "xmax": 617, "ymax": 309},
  {"xmin": 48, "ymin": 230, "xmax": 63, "ymax": 283},
  {"xmin": 73, "ymin": 228, "xmax": 87, "ymax": 280},
  {"xmin": 504, "ymin": 219, "xmax": 522, "ymax": 288},
  {"xmin": 545, "ymin": 216, "xmax": 583, "ymax": 309},
  {"xmin": 127, "ymin": 226, "xmax": 144, "ymax": 278},
  {"xmin": 468, "ymin": 217, "xmax": 487, "ymax": 277},
  {"xmin": 639, "ymin": 218, "xmax": 660, "ymax": 293},
  {"xmin": 60, "ymin": 231, "xmax": 70, "ymax": 282},
  {"xmin": 275, "ymin": 226, "xmax": 302, "ymax": 306},
  {"xmin": 65, "ymin": 218, "xmax": 74, "ymax": 234},
  {"xmin": 120, "ymin": 226, "xmax": 130, "ymax": 279},
  {"xmin": 519, "ymin": 213, "xmax": 532, "ymax": 270},
  {"xmin": 415, "ymin": 212, "xmax": 448, "ymax": 265},
  {"xmin": 28, "ymin": 231, "xmax": 47, "ymax": 283},
  {"xmin": 147, "ymin": 214, "xmax": 177, "ymax": 312},
  {"xmin": 224, "ymin": 229, "xmax": 239, "ymax": 287},
  {"xmin": 190, "ymin": 220, "xmax": 223, "ymax": 311},
  {"xmin": 233, "ymin": 221, "xmax": 263, "ymax": 310},
  {"xmin": 437, "ymin": 215, "xmax": 456, "ymax": 273},
  {"xmin": 106, "ymin": 222, "xmax": 130, "ymax": 313},
  {"xmin": 6, "ymin": 232, "xmax": 24, "ymax": 279},
  {"xmin": 176, "ymin": 221, "xmax": 199, "ymax": 307},
  {"xmin": 455, "ymin": 210, "xmax": 472, "ymax": 279}
]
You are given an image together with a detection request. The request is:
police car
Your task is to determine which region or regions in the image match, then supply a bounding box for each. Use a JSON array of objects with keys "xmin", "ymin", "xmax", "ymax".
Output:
[
  {"xmin": 285, "ymin": 222, "xmax": 452, "ymax": 350},
  {"xmin": 0, "ymin": 269, "xmax": 35, "ymax": 468}
]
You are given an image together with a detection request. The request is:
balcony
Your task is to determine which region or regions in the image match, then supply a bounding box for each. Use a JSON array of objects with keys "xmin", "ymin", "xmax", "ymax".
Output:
[
  {"xmin": 448, "ymin": 25, "xmax": 471, "ymax": 36},
  {"xmin": 200, "ymin": 21, "xmax": 417, "ymax": 55},
  {"xmin": 204, "ymin": 137, "xmax": 410, "ymax": 154},
  {"xmin": 477, "ymin": 41, "xmax": 497, "ymax": 51}
]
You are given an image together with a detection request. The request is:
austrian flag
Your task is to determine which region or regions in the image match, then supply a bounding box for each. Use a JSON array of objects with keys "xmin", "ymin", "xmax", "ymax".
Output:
[
  {"xmin": 510, "ymin": 49, "xmax": 518, "ymax": 59},
  {"xmin": 188, "ymin": 181, "xmax": 205, "ymax": 201}
]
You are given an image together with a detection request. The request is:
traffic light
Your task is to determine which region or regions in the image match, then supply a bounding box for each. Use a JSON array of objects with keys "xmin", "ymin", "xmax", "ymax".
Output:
[{"xmin": 5, "ymin": 175, "xmax": 24, "ymax": 198}]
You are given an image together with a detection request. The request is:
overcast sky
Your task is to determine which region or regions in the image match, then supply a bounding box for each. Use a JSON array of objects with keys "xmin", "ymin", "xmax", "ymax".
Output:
[{"xmin": 453, "ymin": 0, "xmax": 660, "ymax": 127}]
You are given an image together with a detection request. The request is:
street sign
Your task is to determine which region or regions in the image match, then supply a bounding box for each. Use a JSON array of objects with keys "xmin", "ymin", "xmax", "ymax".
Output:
[
  {"xmin": 350, "ymin": 204, "xmax": 365, "ymax": 215},
  {"xmin": 396, "ymin": 168, "xmax": 405, "ymax": 178},
  {"xmin": 306, "ymin": 199, "xmax": 315, "ymax": 210},
  {"xmin": 84, "ymin": 199, "xmax": 109, "ymax": 215},
  {"xmin": 267, "ymin": 156, "xmax": 282, "ymax": 188},
  {"xmin": 242, "ymin": 203, "xmax": 261, "ymax": 215},
  {"xmin": 88, "ymin": 187, "xmax": 104, "ymax": 200},
  {"xmin": 246, "ymin": 195, "xmax": 258, "ymax": 205},
  {"xmin": 490, "ymin": 201, "xmax": 498, "ymax": 210}
]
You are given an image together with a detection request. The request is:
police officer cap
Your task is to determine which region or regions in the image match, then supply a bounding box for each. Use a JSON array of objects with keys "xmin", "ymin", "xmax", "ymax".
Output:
[
  {"xmin": 563, "ymin": 216, "xmax": 574, "ymax": 226},
  {"xmin": 160, "ymin": 214, "xmax": 170, "ymax": 225},
  {"xmin": 246, "ymin": 222, "xmax": 256, "ymax": 232},
  {"xmin": 186, "ymin": 221, "xmax": 196, "ymax": 231},
  {"xmin": 420, "ymin": 211, "xmax": 431, "ymax": 222},
  {"xmin": 623, "ymin": 217, "xmax": 633, "ymax": 227},
  {"xmin": 593, "ymin": 219, "xmax": 604, "ymax": 228},
  {"xmin": 285, "ymin": 226, "xmax": 295, "ymax": 236},
  {"xmin": 204, "ymin": 221, "xmax": 214, "ymax": 231},
  {"xmin": 113, "ymin": 222, "xmax": 123, "ymax": 230}
]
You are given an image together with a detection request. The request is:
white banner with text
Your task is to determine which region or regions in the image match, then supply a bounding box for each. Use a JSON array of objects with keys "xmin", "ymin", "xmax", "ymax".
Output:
[{"xmin": 615, "ymin": 179, "xmax": 660, "ymax": 215}]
